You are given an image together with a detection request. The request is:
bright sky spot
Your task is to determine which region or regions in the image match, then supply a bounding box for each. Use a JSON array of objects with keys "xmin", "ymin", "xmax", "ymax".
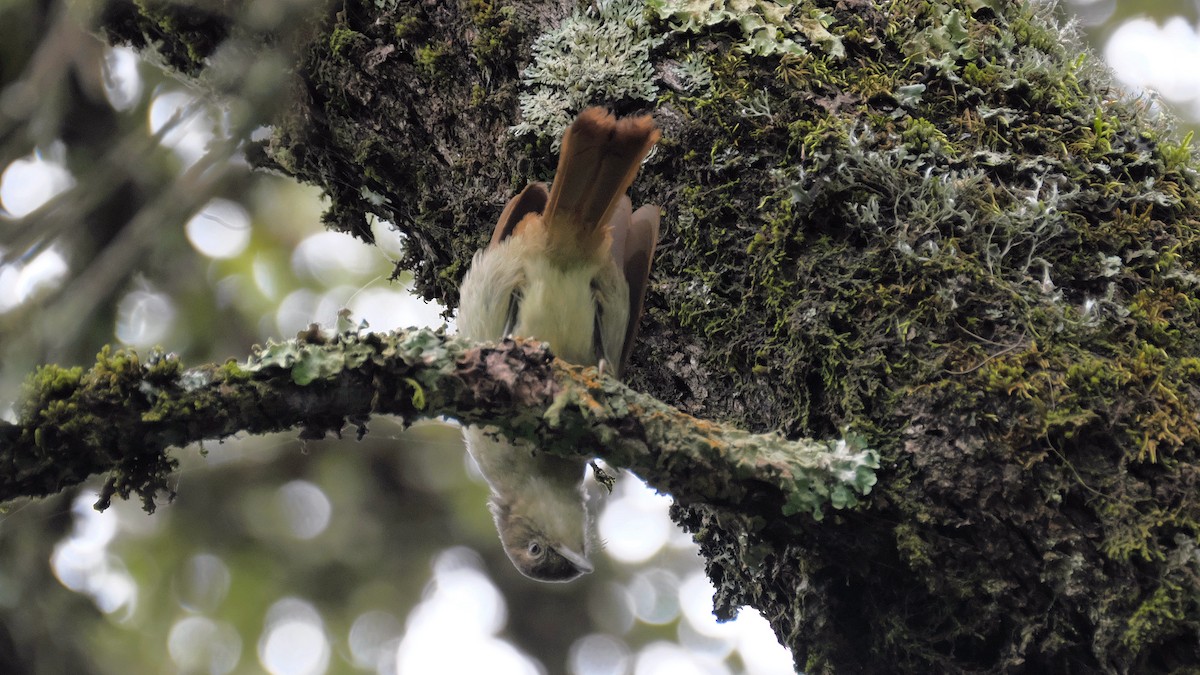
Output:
[
  {"xmin": 599, "ymin": 478, "xmax": 673, "ymax": 563},
  {"xmin": 569, "ymin": 633, "xmax": 632, "ymax": 675},
  {"xmin": 168, "ymin": 616, "xmax": 242, "ymax": 675},
  {"xmin": 348, "ymin": 610, "xmax": 402, "ymax": 670},
  {"xmin": 0, "ymin": 148, "xmax": 75, "ymax": 217},
  {"xmin": 0, "ymin": 247, "xmax": 69, "ymax": 313},
  {"xmin": 346, "ymin": 286, "xmax": 445, "ymax": 331},
  {"xmin": 50, "ymin": 494, "xmax": 137, "ymax": 618},
  {"xmin": 735, "ymin": 611, "xmax": 796, "ymax": 675},
  {"xmin": 633, "ymin": 641, "xmax": 729, "ymax": 675},
  {"xmin": 1058, "ymin": 0, "xmax": 1115, "ymax": 27},
  {"xmin": 186, "ymin": 198, "xmax": 252, "ymax": 259},
  {"xmin": 148, "ymin": 89, "xmax": 216, "ymax": 166},
  {"xmin": 405, "ymin": 551, "xmax": 507, "ymax": 636},
  {"xmin": 274, "ymin": 281, "xmax": 445, "ymax": 336},
  {"xmin": 317, "ymin": 287, "xmax": 359, "ymax": 325},
  {"xmin": 678, "ymin": 572, "xmax": 739, "ymax": 641},
  {"xmin": 627, "ymin": 570, "xmax": 681, "ymax": 625},
  {"xmin": 259, "ymin": 620, "xmax": 329, "ymax": 675},
  {"xmin": 253, "ymin": 254, "xmax": 281, "ymax": 300},
  {"xmin": 175, "ymin": 553, "xmax": 232, "ymax": 613},
  {"xmin": 259, "ymin": 598, "xmax": 330, "ymax": 675},
  {"xmin": 277, "ymin": 480, "xmax": 332, "ymax": 540},
  {"xmin": 88, "ymin": 567, "xmax": 138, "ymax": 615},
  {"xmin": 675, "ymin": 572, "xmax": 796, "ymax": 673},
  {"xmin": 394, "ymin": 548, "xmax": 539, "ymax": 675},
  {"xmin": 51, "ymin": 542, "xmax": 98, "ymax": 596},
  {"xmin": 115, "ymin": 288, "xmax": 176, "ymax": 346},
  {"xmin": 1105, "ymin": 17, "xmax": 1200, "ymax": 114},
  {"xmin": 369, "ymin": 218, "xmax": 407, "ymax": 260},
  {"xmin": 0, "ymin": 264, "xmax": 16, "ymax": 313},
  {"xmin": 103, "ymin": 46, "xmax": 143, "ymax": 111},
  {"xmin": 677, "ymin": 617, "xmax": 737, "ymax": 661},
  {"xmin": 398, "ymin": 634, "xmax": 539, "ymax": 675},
  {"xmin": 275, "ymin": 288, "xmax": 321, "ymax": 335},
  {"xmin": 292, "ymin": 231, "xmax": 376, "ymax": 285}
]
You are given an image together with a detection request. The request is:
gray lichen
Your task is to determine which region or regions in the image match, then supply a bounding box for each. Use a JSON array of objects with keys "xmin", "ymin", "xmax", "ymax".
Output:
[
  {"xmin": 648, "ymin": 0, "xmax": 845, "ymax": 58},
  {"xmin": 511, "ymin": 0, "xmax": 662, "ymax": 143}
]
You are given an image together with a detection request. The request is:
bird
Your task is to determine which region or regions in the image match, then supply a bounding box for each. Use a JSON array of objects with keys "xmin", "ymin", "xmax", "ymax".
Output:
[{"xmin": 456, "ymin": 107, "xmax": 661, "ymax": 582}]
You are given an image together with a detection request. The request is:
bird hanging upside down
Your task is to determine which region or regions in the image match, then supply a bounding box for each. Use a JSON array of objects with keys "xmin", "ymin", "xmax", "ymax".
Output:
[{"xmin": 456, "ymin": 108, "xmax": 661, "ymax": 581}]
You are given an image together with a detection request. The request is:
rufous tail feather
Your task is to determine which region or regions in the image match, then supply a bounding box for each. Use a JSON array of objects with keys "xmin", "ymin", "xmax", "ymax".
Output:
[{"xmin": 541, "ymin": 108, "xmax": 660, "ymax": 264}]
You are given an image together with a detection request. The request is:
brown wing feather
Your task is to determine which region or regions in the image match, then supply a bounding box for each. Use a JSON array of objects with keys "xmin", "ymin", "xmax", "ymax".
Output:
[
  {"xmin": 542, "ymin": 108, "xmax": 660, "ymax": 263},
  {"xmin": 489, "ymin": 183, "xmax": 549, "ymax": 249},
  {"xmin": 617, "ymin": 204, "xmax": 660, "ymax": 373},
  {"xmin": 608, "ymin": 195, "xmax": 634, "ymax": 267}
]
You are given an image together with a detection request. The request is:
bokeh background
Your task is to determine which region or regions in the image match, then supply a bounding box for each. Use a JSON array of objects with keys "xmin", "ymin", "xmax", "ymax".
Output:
[{"xmin": 1, "ymin": 1, "xmax": 1198, "ymax": 673}]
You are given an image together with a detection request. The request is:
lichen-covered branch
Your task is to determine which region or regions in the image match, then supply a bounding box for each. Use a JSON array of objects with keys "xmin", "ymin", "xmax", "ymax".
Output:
[{"xmin": 0, "ymin": 328, "xmax": 877, "ymax": 521}]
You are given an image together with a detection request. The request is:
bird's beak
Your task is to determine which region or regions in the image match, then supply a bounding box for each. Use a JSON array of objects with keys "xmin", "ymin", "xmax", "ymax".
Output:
[{"xmin": 557, "ymin": 546, "xmax": 594, "ymax": 575}]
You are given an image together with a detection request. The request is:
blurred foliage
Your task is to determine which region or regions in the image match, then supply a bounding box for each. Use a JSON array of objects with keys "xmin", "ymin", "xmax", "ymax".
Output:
[{"xmin": 1, "ymin": 0, "xmax": 1199, "ymax": 673}]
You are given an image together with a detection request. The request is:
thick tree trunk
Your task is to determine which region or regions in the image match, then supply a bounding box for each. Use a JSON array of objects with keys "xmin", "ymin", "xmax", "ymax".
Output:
[{"xmin": 22, "ymin": 0, "xmax": 1200, "ymax": 671}]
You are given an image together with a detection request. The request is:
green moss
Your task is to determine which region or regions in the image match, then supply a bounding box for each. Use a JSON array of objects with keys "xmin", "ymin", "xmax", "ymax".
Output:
[
  {"xmin": 145, "ymin": 348, "xmax": 183, "ymax": 382},
  {"xmin": 21, "ymin": 365, "xmax": 83, "ymax": 407},
  {"xmin": 901, "ymin": 117, "xmax": 956, "ymax": 156},
  {"xmin": 893, "ymin": 522, "xmax": 933, "ymax": 569},
  {"xmin": 104, "ymin": 0, "xmax": 233, "ymax": 75},
  {"xmin": 393, "ymin": 14, "xmax": 424, "ymax": 40},
  {"xmin": 465, "ymin": 0, "xmax": 519, "ymax": 66},
  {"xmin": 1160, "ymin": 130, "xmax": 1196, "ymax": 172},
  {"xmin": 329, "ymin": 25, "xmax": 365, "ymax": 56},
  {"xmin": 413, "ymin": 41, "xmax": 448, "ymax": 76},
  {"xmin": 1123, "ymin": 583, "xmax": 1187, "ymax": 650}
]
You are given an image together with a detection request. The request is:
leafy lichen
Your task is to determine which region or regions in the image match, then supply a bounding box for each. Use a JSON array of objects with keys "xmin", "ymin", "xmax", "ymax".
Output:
[
  {"xmin": 510, "ymin": 0, "xmax": 662, "ymax": 143},
  {"xmin": 648, "ymin": 0, "xmax": 845, "ymax": 59}
]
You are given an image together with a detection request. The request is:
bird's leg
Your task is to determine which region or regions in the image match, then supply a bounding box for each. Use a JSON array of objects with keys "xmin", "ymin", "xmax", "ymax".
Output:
[{"xmin": 589, "ymin": 460, "xmax": 616, "ymax": 493}]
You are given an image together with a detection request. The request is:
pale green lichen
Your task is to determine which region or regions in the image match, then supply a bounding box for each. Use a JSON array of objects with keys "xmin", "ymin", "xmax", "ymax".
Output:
[
  {"xmin": 775, "ymin": 432, "xmax": 879, "ymax": 519},
  {"xmin": 908, "ymin": 7, "xmax": 977, "ymax": 70},
  {"xmin": 511, "ymin": 0, "xmax": 662, "ymax": 143},
  {"xmin": 673, "ymin": 51, "xmax": 713, "ymax": 94},
  {"xmin": 512, "ymin": 0, "xmax": 849, "ymax": 141},
  {"xmin": 648, "ymin": 0, "xmax": 845, "ymax": 59},
  {"xmin": 246, "ymin": 326, "xmax": 467, "ymax": 387}
]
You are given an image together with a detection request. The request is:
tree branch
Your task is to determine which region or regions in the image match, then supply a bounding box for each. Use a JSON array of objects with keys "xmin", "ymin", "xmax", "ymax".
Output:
[{"xmin": 0, "ymin": 327, "xmax": 877, "ymax": 520}]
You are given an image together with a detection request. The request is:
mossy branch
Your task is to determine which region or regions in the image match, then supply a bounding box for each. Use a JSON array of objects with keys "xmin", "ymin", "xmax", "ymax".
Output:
[{"xmin": 0, "ymin": 327, "xmax": 877, "ymax": 519}]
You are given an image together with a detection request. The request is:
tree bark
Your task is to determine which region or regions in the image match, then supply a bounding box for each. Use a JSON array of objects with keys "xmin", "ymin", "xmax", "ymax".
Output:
[{"xmin": 17, "ymin": 0, "xmax": 1200, "ymax": 671}]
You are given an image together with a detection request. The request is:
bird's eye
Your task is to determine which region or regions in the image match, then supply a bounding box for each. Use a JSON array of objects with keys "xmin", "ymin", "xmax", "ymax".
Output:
[{"xmin": 527, "ymin": 541, "xmax": 543, "ymax": 557}]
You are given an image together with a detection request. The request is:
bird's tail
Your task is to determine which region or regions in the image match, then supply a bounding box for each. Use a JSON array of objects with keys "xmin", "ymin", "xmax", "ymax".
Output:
[{"xmin": 541, "ymin": 108, "xmax": 660, "ymax": 264}]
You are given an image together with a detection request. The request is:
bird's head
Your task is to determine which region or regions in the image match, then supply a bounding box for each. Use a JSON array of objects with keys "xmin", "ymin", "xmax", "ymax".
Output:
[{"xmin": 490, "ymin": 493, "xmax": 593, "ymax": 582}]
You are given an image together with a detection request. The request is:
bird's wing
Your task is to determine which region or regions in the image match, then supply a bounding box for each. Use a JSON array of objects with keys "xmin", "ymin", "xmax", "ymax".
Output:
[
  {"xmin": 617, "ymin": 204, "xmax": 660, "ymax": 374},
  {"xmin": 489, "ymin": 182, "xmax": 549, "ymax": 249}
]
